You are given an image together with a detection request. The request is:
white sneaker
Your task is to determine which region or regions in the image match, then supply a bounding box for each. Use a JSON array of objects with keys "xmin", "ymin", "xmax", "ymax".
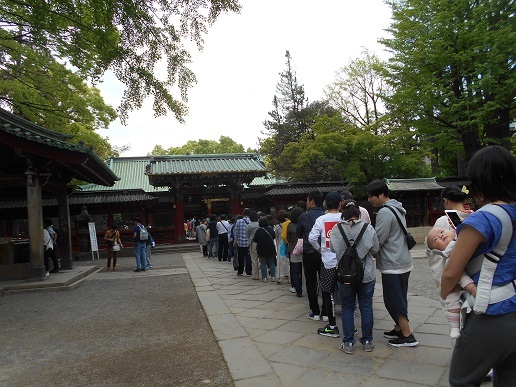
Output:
[
  {"xmin": 45, "ymin": 271, "xmax": 50, "ymax": 277},
  {"xmin": 290, "ymin": 287, "xmax": 296, "ymax": 293},
  {"xmin": 271, "ymin": 277, "xmax": 275, "ymax": 282},
  {"xmin": 322, "ymin": 315, "xmax": 329, "ymax": 322},
  {"xmin": 263, "ymin": 278, "xmax": 267, "ymax": 283}
]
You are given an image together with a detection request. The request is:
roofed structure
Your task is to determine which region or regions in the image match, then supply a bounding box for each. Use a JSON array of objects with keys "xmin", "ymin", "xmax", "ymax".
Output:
[
  {"xmin": 146, "ymin": 153, "xmax": 268, "ymax": 188},
  {"xmin": 385, "ymin": 178, "xmax": 443, "ymax": 192}
]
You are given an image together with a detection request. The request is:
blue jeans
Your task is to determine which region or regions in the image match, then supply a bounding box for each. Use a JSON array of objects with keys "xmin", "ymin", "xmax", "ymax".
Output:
[
  {"xmin": 209, "ymin": 238, "xmax": 219, "ymax": 258},
  {"xmin": 228, "ymin": 242, "xmax": 234, "ymax": 262},
  {"xmin": 134, "ymin": 241, "xmax": 146, "ymax": 269},
  {"xmin": 290, "ymin": 261, "xmax": 303, "ymax": 295},
  {"xmin": 260, "ymin": 256, "xmax": 276, "ymax": 279},
  {"xmin": 340, "ymin": 279, "xmax": 375, "ymax": 344}
]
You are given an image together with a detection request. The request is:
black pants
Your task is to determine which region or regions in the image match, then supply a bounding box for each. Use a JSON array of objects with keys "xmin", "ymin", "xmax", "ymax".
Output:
[
  {"xmin": 303, "ymin": 250, "xmax": 325, "ymax": 316},
  {"xmin": 218, "ymin": 233, "xmax": 229, "ymax": 261},
  {"xmin": 237, "ymin": 246, "xmax": 251, "ymax": 275},
  {"xmin": 44, "ymin": 247, "xmax": 59, "ymax": 272},
  {"xmin": 202, "ymin": 245, "xmax": 208, "ymax": 256}
]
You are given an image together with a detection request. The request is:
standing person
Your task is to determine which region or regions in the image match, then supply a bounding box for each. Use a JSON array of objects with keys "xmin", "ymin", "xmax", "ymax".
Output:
[
  {"xmin": 227, "ymin": 216, "xmax": 236, "ymax": 263},
  {"xmin": 234, "ymin": 209, "xmax": 252, "ymax": 276},
  {"xmin": 340, "ymin": 189, "xmax": 371, "ymax": 223},
  {"xmin": 331, "ymin": 200, "xmax": 379, "ymax": 354},
  {"xmin": 297, "ymin": 191, "xmax": 327, "ymax": 321},
  {"xmin": 196, "ymin": 219, "xmax": 208, "ymax": 257},
  {"xmin": 104, "ymin": 224, "xmax": 123, "ymax": 270},
  {"xmin": 246, "ymin": 211, "xmax": 260, "ymax": 279},
  {"xmin": 207, "ymin": 214, "xmax": 219, "ymax": 259},
  {"xmin": 253, "ymin": 217, "xmax": 277, "ymax": 283},
  {"xmin": 43, "ymin": 219, "xmax": 59, "ymax": 273},
  {"xmin": 146, "ymin": 225, "xmax": 154, "ymax": 269},
  {"xmin": 308, "ymin": 191, "xmax": 343, "ymax": 338},
  {"xmin": 367, "ymin": 180, "xmax": 418, "ymax": 347},
  {"xmin": 216, "ymin": 214, "xmax": 230, "ymax": 261},
  {"xmin": 275, "ymin": 210, "xmax": 290, "ymax": 284},
  {"xmin": 287, "ymin": 207, "xmax": 305, "ymax": 297},
  {"xmin": 42, "ymin": 225, "xmax": 54, "ymax": 277},
  {"xmin": 434, "ymin": 186, "xmax": 474, "ymax": 230},
  {"xmin": 441, "ymin": 146, "xmax": 516, "ymax": 386},
  {"xmin": 132, "ymin": 217, "xmax": 147, "ymax": 272}
]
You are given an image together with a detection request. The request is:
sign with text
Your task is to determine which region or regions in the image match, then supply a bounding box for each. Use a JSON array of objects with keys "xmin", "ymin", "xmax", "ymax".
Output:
[{"xmin": 88, "ymin": 222, "xmax": 99, "ymax": 260}]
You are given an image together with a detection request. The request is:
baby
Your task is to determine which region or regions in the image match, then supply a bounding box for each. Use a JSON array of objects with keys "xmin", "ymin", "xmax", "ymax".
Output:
[{"xmin": 426, "ymin": 227, "xmax": 477, "ymax": 339}]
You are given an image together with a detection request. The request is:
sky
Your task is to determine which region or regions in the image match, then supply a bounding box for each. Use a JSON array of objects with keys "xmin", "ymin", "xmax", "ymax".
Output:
[{"xmin": 96, "ymin": 0, "xmax": 393, "ymax": 157}]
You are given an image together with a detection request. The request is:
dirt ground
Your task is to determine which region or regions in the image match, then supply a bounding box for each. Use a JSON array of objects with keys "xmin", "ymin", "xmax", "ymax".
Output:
[{"xmin": 0, "ymin": 252, "xmax": 233, "ymax": 386}]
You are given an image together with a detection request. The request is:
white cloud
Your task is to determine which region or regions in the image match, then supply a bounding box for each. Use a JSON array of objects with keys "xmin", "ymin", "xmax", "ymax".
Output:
[{"xmin": 96, "ymin": 0, "xmax": 392, "ymax": 156}]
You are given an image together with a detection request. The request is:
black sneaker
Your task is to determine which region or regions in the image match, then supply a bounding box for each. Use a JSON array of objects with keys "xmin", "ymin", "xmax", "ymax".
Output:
[
  {"xmin": 133, "ymin": 268, "xmax": 141, "ymax": 272},
  {"xmin": 388, "ymin": 333, "xmax": 418, "ymax": 347},
  {"xmin": 383, "ymin": 328, "xmax": 402, "ymax": 339},
  {"xmin": 317, "ymin": 324, "xmax": 340, "ymax": 338}
]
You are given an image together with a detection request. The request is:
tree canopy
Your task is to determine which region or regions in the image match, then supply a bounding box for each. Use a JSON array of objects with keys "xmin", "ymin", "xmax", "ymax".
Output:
[
  {"xmin": 259, "ymin": 50, "xmax": 430, "ymax": 188},
  {"xmin": 1, "ymin": 0, "xmax": 241, "ymax": 123},
  {"xmin": 1, "ymin": 0, "xmax": 241, "ymax": 159},
  {"xmin": 381, "ymin": 0, "xmax": 515, "ymax": 173},
  {"xmin": 149, "ymin": 136, "xmax": 252, "ymax": 155}
]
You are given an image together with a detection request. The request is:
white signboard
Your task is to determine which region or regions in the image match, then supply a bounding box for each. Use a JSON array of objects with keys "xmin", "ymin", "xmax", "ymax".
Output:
[{"xmin": 88, "ymin": 222, "xmax": 100, "ymax": 260}]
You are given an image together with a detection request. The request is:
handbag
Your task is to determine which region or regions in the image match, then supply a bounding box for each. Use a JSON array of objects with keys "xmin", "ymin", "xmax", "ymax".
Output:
[
  {"xmin": 292, "ymin": 238, "xmax": 303, "ymax": 255},
  {"xmin": 112, "ymin": 243, "xmax": 121, "ymax": 252},
  {"xmin": 383, "ymin": 206, "xmax": 417, "ymax": 250}
]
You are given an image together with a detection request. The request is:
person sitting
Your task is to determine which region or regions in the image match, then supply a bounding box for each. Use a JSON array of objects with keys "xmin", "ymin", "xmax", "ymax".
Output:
[{"xmin": 426, "ymin": 227, "xmax": 477, "ymax": 339}]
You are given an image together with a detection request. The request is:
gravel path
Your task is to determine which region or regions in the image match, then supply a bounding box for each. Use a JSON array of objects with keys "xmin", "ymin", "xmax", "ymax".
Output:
[{"xmin": 0, "ymin": 253, "xmax": 232, "ymax": 386}]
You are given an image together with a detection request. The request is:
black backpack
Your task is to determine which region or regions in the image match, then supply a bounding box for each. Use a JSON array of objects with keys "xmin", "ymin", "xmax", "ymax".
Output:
[{"xmin": 336, "ymin": 223, "xmax": 369, "ymax": 287}]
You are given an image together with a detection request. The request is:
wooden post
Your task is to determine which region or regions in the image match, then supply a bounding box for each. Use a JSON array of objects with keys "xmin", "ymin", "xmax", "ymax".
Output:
[{"xmin": 26, "ymin": 168, "xmax": 46, "ymax": 279}]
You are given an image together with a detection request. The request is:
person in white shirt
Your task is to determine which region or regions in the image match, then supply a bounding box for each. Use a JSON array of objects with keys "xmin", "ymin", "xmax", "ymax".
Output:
[
  {"xmin": 308, "ymin": 191, "xmax": 343, "ymax": 338},
  {"xmin": 216, "ymin": 214, "xmax": 230, "ymax": 261}
]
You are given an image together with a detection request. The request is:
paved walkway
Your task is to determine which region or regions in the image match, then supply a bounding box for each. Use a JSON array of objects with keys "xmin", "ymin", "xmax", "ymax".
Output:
[{"xmin": 185, "ymin": 251, "xmax": 456, "ymax": 387}]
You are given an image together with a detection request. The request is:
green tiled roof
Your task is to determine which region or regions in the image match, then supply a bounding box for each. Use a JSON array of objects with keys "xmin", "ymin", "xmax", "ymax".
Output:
[
  {"xmin": 147, "ymin": 153, "xmax": 268, "ymax": 175},
  {"xmin": 248, "ymin": 174, "xmax": 288, "ymax": 187},
  {"xmin": 80, "ymin": 157, "xmax": 167, "ymax": 192},
  {"xmin": 385, "ymin": 178, "xmax": 443, "ymax": 191}
]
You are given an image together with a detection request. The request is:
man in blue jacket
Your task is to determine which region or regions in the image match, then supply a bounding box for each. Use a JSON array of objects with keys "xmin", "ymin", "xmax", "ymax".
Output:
[{"xmin": 297, "ymin": 191, "xmax": 327, "ymax": 321}]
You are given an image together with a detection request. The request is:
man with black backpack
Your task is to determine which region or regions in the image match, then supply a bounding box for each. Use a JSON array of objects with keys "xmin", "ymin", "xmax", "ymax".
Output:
[{"xmin": 367, "ymin": 180, "xmax": 418, "ymax": 347}]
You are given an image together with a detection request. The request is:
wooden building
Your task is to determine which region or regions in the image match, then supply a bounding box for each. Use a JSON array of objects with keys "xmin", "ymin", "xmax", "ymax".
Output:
[{"xmin": 0, "ymin": 109, "xmax": 118, "ymax": 280}]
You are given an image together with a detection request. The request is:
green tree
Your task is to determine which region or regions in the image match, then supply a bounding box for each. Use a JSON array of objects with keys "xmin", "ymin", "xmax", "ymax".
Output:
[
  {"xmin": 278, "ymin": 114, "xmax": 429, "ymax": 189},
  {"xmin": 1, "ymin": 0, "xmax": 241, "ymax": 123},
  {"xmin": 326, "ymin": 49, "xmax": 390, "ymax": 133},
  {"xmin": 380, "ymin": 0, "xmax": 515, "ymax": 174},
  {"xmin": 148, "ymin": 136, "xmax": 249, "ymax": 155}
]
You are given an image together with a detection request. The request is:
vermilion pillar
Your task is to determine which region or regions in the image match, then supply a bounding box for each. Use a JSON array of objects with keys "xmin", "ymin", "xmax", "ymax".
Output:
[{"xmin": 174, "ymin": 194, "xmax": 185, "ymax": 242}]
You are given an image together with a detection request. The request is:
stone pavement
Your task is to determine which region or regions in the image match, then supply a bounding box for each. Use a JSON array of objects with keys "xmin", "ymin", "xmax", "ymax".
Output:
[{"xmin": 185, "ymin": 249, "xmax": 455, "ymax": 387}]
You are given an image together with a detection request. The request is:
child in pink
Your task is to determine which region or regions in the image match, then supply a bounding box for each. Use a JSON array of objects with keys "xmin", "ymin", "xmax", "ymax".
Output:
[{"xmin": 426, "ymin": 227, "xmax": 477, "ymax": 338}]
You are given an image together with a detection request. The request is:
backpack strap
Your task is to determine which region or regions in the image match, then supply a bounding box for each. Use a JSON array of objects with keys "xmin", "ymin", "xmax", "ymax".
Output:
[
  {"xmin": 463, "ymin": 204, "xmax": 514, "ymax": 313},
  {"xmin": 382, "ymin": 206, "xmax": 409, "ymax": 237},
  {"xmin": 337, "ymin": 223, "xmax": 368, "ymax": 248}
]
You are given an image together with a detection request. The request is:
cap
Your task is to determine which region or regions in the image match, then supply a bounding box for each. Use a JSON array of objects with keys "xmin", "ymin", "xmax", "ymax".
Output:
[{"xmin": 325, "ymin": 191, "xmax": 342, "ymax": 208}]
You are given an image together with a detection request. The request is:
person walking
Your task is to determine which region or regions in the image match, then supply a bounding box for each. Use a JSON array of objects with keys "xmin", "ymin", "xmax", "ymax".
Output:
[{"xmin": 367, "ymin": 180, "xmax": 418, "ymax": 347}]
